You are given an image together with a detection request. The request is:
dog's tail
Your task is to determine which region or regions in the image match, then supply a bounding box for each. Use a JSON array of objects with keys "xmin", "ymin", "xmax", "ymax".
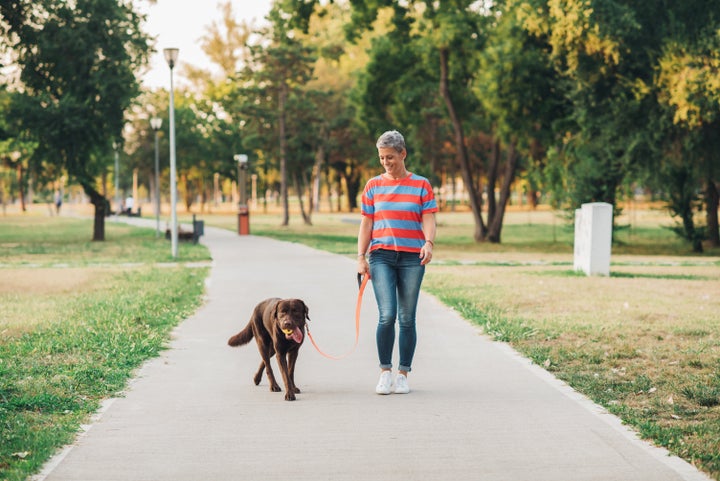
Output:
[{"xmin": 228, "ymin": 323, "xmax": 254, "ymax": 347}]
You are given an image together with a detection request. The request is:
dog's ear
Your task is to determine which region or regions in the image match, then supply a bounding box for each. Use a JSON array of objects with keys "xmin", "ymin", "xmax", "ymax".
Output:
[
  {"xmin": 303, "ymin": 301, "xmax": 310, "ymax": 321},
  {"xmin": 273, "ymin": 301, "xmax": 281, "ymax": 321}
]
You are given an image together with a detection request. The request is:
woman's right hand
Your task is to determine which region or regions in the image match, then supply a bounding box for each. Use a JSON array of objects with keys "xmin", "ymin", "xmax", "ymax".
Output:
[{"xmin": 357, "ymin": 256, "xmax": 369, "ymax": 275}]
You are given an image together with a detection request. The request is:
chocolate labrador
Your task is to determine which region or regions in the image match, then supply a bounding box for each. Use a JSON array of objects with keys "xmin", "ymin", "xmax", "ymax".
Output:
[{"xmin": 228, "ymin": 298, "xmax": 308, "ymax": 401}]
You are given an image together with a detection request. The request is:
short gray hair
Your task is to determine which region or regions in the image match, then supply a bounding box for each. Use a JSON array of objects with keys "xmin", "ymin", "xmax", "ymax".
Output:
[{"xmin": 376, "ymin": 130, "xmax": 406, "ymax": 153}]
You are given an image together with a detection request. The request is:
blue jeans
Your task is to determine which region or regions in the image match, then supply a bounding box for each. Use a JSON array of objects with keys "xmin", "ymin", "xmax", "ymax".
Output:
[{"xmin": 368, "ymin": 249, "xmax": 425, "ymax": 372}]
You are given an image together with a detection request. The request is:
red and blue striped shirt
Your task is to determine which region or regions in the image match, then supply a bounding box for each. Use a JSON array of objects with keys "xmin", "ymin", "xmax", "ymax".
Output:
[{"xmin": 361, "ymin": 173, "xmax": 438, "ymax": 253}]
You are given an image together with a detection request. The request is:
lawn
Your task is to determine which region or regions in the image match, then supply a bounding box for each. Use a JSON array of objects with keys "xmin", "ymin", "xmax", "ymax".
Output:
[
  {"xmin": 1, "ymin": 204, "xmax": 719, "ymax": 480},
  {"xmin": 0, "ymin": 213, "xmax": 211, "ymax": 481}
]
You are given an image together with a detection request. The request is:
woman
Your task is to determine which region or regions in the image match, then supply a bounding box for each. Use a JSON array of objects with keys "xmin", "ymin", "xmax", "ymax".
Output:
[{"xmin": 357, "ymin": 130, "xmax": 438, "ymax": 395}]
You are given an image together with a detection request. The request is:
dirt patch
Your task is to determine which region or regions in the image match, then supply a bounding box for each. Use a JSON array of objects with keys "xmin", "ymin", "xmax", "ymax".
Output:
[{"xmin": 0, "ymin": 268, "xmax": 107, "ymax": 295}]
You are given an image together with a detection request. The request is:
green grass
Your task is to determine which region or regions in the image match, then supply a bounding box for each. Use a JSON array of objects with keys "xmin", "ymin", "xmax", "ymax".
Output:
[
  {"xmin": 0, "ymin": 216, "xmax": 208, "ymax": 266},
  {"xmin": 0, "ymin": 215, "xmax": 210, "ymax": 481}
]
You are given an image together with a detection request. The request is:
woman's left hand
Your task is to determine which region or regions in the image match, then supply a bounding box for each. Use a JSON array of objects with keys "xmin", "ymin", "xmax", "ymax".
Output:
[{"xmin": 419, "ymin": 243, "xmax": 433, "ymax": 265}]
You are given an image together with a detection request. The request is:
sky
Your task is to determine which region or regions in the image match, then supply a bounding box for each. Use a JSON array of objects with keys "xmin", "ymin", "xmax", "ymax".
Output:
[{"xmin": 139, "ymin": 0, "xmax": 272, "ymax": 88}]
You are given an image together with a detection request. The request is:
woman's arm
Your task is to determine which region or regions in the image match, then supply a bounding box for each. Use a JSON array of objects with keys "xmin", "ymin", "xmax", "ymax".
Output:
[
  {"xmin": 419, "ymin": 212, "xmax": 436, "ymax": 265},
  {"xmin": 357, "ymin": 215, "xmax": 373, "ymax": 274}
]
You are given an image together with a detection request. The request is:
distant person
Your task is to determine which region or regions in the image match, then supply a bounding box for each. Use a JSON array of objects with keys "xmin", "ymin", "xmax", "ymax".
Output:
[
  {"xmin": 356, "ymin": 129, "xmax": 438, "ymax": 395},
  {"xmin": 54, "ymin": 190, "xmax": 62, "ymax": 214},
  {"xmin": 125, "ymin": 195, "xmax": 134, "ymax": 214}
]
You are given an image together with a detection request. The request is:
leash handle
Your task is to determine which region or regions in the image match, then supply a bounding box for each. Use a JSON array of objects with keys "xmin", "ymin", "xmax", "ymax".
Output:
[{"xmin": 306, "ymin": 273, "xmax": 369, "ymax": 360}]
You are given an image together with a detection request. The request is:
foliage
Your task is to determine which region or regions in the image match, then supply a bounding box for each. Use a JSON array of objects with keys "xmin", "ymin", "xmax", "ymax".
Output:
[
  {"xmin": 0, "ymin": 0, "xmax": 152, "ymax": 239},
  {"xmin": 3, "ymin": 0, "xmax": 720, "ymax": 247}
]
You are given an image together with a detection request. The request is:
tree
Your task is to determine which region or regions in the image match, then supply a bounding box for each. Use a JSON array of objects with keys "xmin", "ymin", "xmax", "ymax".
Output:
[
  {"xmin": 344, "ymin": 1, "xmax": 490, "ymax": 239},
  {"xmin": 290, "ymin": 0, "xmax": 544, "ymax": 243},
  {"xmin": 300, "ymin": 2, "xmax": 375, "ymax": 214},
  {"xmin": 473, "ymin": 2, "xmax": 564, "ymax": 242},
  {"xmin": 655, "ymin": 31, "xmax": 720, "ymax": 249},
  {"xmin": 516, "ymin": 0, "xmax": 652, "ymax": 225},
  {"xmin": 227, "ymin": 2, "xmax": 318, "ymax": 225},
  {"xmin": 1, "ymin": 0, "xmax": 151, "ymax": 240},
  {"xmin": 515, "ymin": 0, "xmax": 720, "ymax": 252}
]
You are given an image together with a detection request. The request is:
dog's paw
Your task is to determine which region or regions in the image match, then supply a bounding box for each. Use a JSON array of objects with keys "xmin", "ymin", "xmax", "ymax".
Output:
[
  {"xmin": 253, "ymin": 374, "xmax": 262, "ymax": 385},
  {"xmin": 285, "ymin": 392, "xmax": 296, "ymax": 401},
  {"xmin": 270, "ymin": 384, "xmax": 282, "ymax": 392},
  {"xmin": 293, "ymin": 387, "xmax": 301, "ymax": 394}
]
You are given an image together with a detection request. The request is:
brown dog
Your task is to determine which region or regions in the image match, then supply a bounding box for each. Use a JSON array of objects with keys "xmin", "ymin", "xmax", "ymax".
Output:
[{"xmin": 228, "ymin": 298, "xmax": 308, "ymax": 401}]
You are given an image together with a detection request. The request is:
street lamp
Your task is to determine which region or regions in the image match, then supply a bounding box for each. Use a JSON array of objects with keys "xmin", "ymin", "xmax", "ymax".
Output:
[
  {"xmin": 234, "ymin": 154, "xmax": 249, "ymax": 235},
  {"xmin": 113, "ymin": 141, "xmax": 120, "ymax": 216},
  {"xmin": 150, "ymin": 117, "xmax": 163, "ymax": 237},
  {"xmin": 164, "ymin": 47, "xmax": 179, "ymax": 258}
]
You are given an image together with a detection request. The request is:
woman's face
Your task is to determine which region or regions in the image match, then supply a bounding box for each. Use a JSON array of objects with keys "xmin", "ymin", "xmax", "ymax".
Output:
[{"xmin": 378, "ymin": 147, "xmax": 406, "ymax": 178}]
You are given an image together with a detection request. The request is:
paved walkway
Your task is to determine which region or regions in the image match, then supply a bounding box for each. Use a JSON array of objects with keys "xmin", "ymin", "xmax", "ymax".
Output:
[{"xmin": 36, "ymin": 219, "xmax": 711, "ymax": 481}]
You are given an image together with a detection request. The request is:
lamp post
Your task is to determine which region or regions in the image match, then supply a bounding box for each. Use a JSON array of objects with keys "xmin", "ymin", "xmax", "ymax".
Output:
[
  {"xmin": 234, "ymin": 154, "xmax": 249, "ymax": 235},
  {"xmin": 150, "ymin": 117, "xmax": 162, "ymax": 237},
  {"xmin": 164, "ymin": 47, "xmax": 179, "ymax": 258},
  {"xmin": 113, "ymin": 141, "xmax": 120, "ymax": 216}
]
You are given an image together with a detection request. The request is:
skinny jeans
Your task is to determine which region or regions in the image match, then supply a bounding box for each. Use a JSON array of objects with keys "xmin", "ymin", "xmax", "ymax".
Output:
[{"xmin": 368, "ymin": 249, "xmax": 425, "ymax": 372}]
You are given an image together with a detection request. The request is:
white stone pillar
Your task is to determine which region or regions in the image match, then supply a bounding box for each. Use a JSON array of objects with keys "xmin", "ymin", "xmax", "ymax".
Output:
[{"xmin": 573, "ymin": 202, "xmax": 613, "ymax": 276}]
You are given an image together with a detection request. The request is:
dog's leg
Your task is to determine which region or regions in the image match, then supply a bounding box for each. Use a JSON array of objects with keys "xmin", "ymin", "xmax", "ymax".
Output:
[
  {"xmin": 260, "ymin": 351, "xmax": 282, "ymax": 392},
  {"xmin": 254, "ymin": 331, "xmax": 281, "ymax": 392},
  {"xmin": 287, "ymin": 350, "xmax": 301, "ymax": 394},
  {"xmin": 275, "ymin": 351, "xmax": 296, "ymax": 401},
  {"xmin": 253, "ymin": 361, "xmax": 265, "ymax": 386}
]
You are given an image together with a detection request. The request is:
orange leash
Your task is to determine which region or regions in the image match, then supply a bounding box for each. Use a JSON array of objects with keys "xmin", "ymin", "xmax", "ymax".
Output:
[{"xmin": 306, "ymin": 273, "xmax": 369, "ymax": 360}]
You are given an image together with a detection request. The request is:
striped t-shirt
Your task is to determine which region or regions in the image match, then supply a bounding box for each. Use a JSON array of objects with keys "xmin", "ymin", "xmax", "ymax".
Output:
[{"xmin": 361, "ymin": 173, "xmax": 438, "ymax": 253}]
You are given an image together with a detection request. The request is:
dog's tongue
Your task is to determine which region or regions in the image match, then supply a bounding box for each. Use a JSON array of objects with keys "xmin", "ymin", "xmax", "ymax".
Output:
[{"xmin": 291, "ymin": 327, "xmax": 303, "ymax": 343}]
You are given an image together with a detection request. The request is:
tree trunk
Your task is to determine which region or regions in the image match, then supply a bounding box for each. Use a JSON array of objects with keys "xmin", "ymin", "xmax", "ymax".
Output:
[
  {"xmin": 439, "ymin": 47, "xmax": 485, "ymax": 241},
  {"xmin": 81, "ymin": 181, "xmax": 108, "ymax": 241},
  {"xmin": 346, "ymin": 170, "xmax": 361, "ymax": 212},
  {"xmin": 293, "ymin": 172, "xmax": 312, "ymax": 226},
  {"xmin": 487, "ymin": 141, "xmax": 520, "ymax": 243},
  {"xmin": 16, "ymin": 163, "xmax": 26, "ymax": 212},
  {"xmin": 706, "ymin": 178, "xmax": 719, "ymax": 247},
  {"xmin": 486, "ymin": 138, "xmax": 500, "ymax": 231},
  {"xmin": 335, "ymin": 175, "xmax": 342, "ymax": 212},
  {"xmin": 312, "ymin": 139, "xmax": 325, "ymax": 213},
  {"xmin": 682, "ymin": 211, "xmax": 703, "ymax": 253},
  {"xmin": 279, "ymin": 82, "xmax": 289, "ymax": 226}
]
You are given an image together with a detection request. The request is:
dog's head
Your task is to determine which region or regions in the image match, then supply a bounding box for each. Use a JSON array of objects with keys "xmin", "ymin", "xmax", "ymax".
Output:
[{"xmin": 275, "ymin": 299, "xmax": 309, "ymax": 344}]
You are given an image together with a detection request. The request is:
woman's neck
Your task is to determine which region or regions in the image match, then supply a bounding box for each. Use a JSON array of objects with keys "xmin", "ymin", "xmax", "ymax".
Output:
[{"xmin": 384, "ymin": 170, "xmax": 409, "ymax": 180}]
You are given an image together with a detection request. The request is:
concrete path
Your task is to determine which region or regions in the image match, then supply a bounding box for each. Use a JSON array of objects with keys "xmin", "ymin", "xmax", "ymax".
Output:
[{"xmin": 35, "ymin": 220, "xmax": 711, "ymax": 481}]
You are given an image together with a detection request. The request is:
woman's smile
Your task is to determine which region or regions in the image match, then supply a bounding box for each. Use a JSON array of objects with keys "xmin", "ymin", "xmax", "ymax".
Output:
[{"xmin": 378, "ymin": 147, "xmax": 407, "ymax": 179}]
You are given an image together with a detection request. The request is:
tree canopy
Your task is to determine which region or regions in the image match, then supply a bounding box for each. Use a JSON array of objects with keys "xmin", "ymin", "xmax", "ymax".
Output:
[
  {"xmin": 1, "ymin": 0, "xmax": 151, "ymax": 240},
  {"xmin": 2, "ymin": 0, "xmax": 718, "ymax": 251}
]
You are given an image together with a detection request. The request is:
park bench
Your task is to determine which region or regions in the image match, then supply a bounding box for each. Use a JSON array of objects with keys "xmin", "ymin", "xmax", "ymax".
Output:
[
  {"xmin": 111, "ymin": 207, "xmax": 142, "ymax": 217},
  {"xmin": 121, "ymin": 207, "xmax": 142, "ymax": 217},
  {"xmin": 165, "ymin": 214, "xmax": 204, "ymax": 244}
]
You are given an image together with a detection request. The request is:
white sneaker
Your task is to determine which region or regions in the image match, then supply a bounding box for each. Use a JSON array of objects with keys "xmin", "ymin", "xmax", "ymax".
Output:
[
  {"xmin": 375, "ymin": 371, "xmax": 393, "ymax": 395},
  {"xmin": 394, "ymin": 374, "xmax": 410, "ymax": 394}
]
